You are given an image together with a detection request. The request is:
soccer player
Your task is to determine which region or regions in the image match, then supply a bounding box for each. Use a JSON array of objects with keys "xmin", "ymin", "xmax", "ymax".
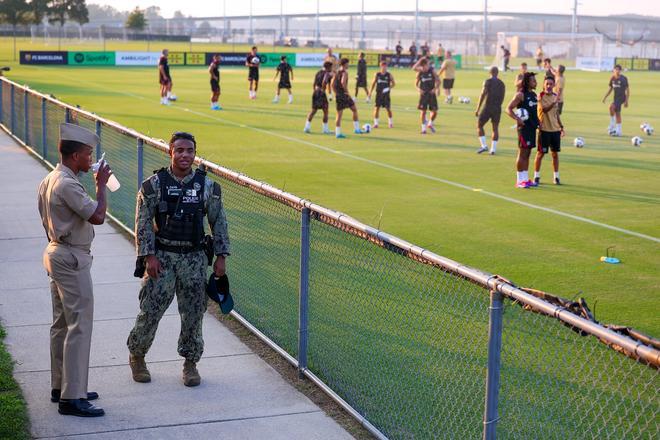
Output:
[
  {"xmin": 506, "ymin": 72, "xmax": 539, "ymax": 188},
  {"xmin": 475, "ymin": 66, "xmax": 505, "ymax": 155},
  {"xmin": 602, "ymin": 64, "xmax": 629, "ymax": 136},
  {"xmin": 421, "ymin": 41, "xmax": 430, "ymax": 58},
  {"xmin": 543, "ymin": 58, "xmax": 557, "ymax": 79},
  {"xmin": 500, "ymin": 45, "xmax": 511, "ymax": 71},
  {"xmin": 409, "ymin": 42, "xmax": 418, "ymax": 66},
  {"xmin": 395, "ymin": 41, "xmax": 403, "ymax": 67},
  {"xmin": 304, "ymin": 61, "xmax": 333, "ymax": 134},
  {"xmin": 332, "ymin": 58, "xmax": 363, "ymax": 138},
  {"xmin": 415, "ymin": 58, "xmax": 439, "ymax": 134},
  {"xmin": 437, "ymin": 50, "xmax": 457, "ymax": 104},
  {"xmin": 208, "ymin": 54, "xmax": 222, "ymax": 110},
  {"xmin": 554, "ymin": 65, "xmax": 566, "ymax": 114},
  {"xmin": 245, "ymin": 46, "xmax": 260, "ymax": 99},
  {"xmin": 273, "ymin": 55, "xmax": 294, "ymax": 104},
  {"xmin": 158, "ymin": 49, "xmax": 173, "ymax": 105},
  {"xmin": 355, "ymin": 52, "xmax": 369, "ymax": 102},
  {"xmin": 535, "ymin": 46, "xmax": 544, "ymax": 70},
  {"xmin": 324, "ymin": 48, "xmax": 339, "ymax": 100},
  {"xmin": 436, "ymin": 43, "xmax": 445, "ymax": 63},
  {"xmin": 368, "ymin": 61, "xmax": 396, "ymax": 128},
  {"xmin": 515, "ymin": 62, "xmax": 528, "ymax": 90},
  {"xmin": 533, "ymin": 76, "xmax": 564, "ymax": 185}
]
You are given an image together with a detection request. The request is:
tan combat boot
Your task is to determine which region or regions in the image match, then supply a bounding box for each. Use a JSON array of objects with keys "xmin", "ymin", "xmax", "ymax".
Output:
[
  {"xmin": 183, "ymin": 360, "xmax": 201, "ymax": 387},
  {"xmin": 129, "ymin": 354, "xmax": 151, "ymax": 383}
]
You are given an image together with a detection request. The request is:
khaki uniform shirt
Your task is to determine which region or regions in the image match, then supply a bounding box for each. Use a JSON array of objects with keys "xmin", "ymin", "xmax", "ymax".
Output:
[
  {"xmin": 440, "ymin": 59, "xmax": 457, "ymax": 79},
  {"xmin": 538, "ymin": 92, "xmax": 562, "ymax": 132},
  {"xmin": 38, "ymin": 164, "xmax": 97, "ymax": 250},
  {"xmin": 135, "ymin": 167, "xmax": 230, "ymax": 257},
  {"xmin": 324, "ymin": 55, "xmax": 338, "ymax": 72},
  {"xmin": 554, "ymin": 76, "xmax": 565, "ymax": 102}
]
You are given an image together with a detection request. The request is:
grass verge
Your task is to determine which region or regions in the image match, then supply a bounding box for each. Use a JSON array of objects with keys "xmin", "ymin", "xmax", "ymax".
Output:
[{"xmin": 0, "ymin": 325, "xmax": 30, "ymax": 440}]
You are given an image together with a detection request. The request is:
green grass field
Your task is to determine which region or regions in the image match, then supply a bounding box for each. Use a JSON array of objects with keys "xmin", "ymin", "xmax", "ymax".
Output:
[{"xmin": 2, "ymin": 38, "xmax": 659, "ymax": 337}]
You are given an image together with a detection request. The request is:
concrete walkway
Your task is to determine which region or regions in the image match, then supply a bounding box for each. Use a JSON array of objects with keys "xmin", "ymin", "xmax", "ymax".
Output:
[{"xmin": 0, "ymin": 132, "xmax": 353, "ymax": 440}]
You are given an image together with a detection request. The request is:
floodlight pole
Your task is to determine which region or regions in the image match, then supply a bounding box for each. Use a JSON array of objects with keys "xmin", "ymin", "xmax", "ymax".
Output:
[
  {"xmin": 315, "ymin": 0, "xmax": 320, "ymax": 45},
  {"xmin": 359, "ymin": 0, "xmax": 365, "ymax": 49},
  {"xmin": 414, "ymin": 0, "xmax": 419, "ymax": 44},
  {"xmin": 223, "ymin": 0, "xmax": 227, "ymax": 41},
  {"xmin": 279, "ymin": 0, "xmax": 284, "ymax": 41},
  {"xmin": 483, "ymin": 0, "xmax": 488, "ymax": 57},
  {"xmin": 571, "ymin": 0, "xmax": 578, "ymax": 38},
  {"xmin": 249, "ymin": 0, "xmax": 254, "ymax": 44}
]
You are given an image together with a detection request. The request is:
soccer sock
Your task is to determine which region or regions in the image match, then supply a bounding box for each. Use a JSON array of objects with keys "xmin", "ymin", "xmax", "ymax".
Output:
[
  {"xmin": 516, "ymin": 171, "xmax": 524, "ymax": 183},
  {"xmin": 421, "ymin": 123, "xmax": 426, "ymax": 132},
  {"xmin": 388, "ymin": 118, "xmax": 393, "ymax": 126},
  {"xmin": 554, "ymin": 171, "xmax": 560, "ymax": 179},
  {"xmin": 490, "ymin": 140, "xmax": 497, "ymax": 152},
  {"xmin": 534, "ymin": 171, "xmax": 541, "ymax": 179},
  {"xmin": 427, "ymin": 120, "xmax": 434, "ymax": 127},
  {"xmin": 353, "ymin": 121, "xmax": 360, "ymax": 131},
  {"xmin": 322, "ymin": 122, "xmax": 329, "ymax": 131},
  {"xmin": 374, "ymin": 118, "xmax": 379, "ymax": 126},
  {"xmin": 167, "ymin": 91, "xmax": 172, "ymax": 98},
  {"xmin": 523, "ymin": 171, "xmax": 529, "ymax": 181},
  {"xmin": 610, "ymin": 116, "xmax": 616, "ymax": 126},
  {"xmin": 335, "ymin": 127, "xmax": 342, "ymax": 136},
  {"xmin": 304, "ymin": 120, "xmax": 311, "ymax": 130},
  {"xmin": 288, "ymin": 94, "xmax": 293, "ymax": 103},
  {"xmin": 479, "ymin": 136, "xmax": 487, "ymax": 148},
  {"xmin": 616, "ymin": 123, "xmax": 622, "ymax": 133}
]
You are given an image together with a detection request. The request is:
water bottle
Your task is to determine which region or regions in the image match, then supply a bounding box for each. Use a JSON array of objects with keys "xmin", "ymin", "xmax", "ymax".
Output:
[{"xmin": 92, "ymin": 153, "xmax": 121, "ymax": 192}]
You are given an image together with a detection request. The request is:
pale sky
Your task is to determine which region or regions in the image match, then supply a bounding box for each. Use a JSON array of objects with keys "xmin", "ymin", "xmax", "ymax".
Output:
[{"xmin": 92, "ymin": 0, "xmax": 659, "ymax": 20}]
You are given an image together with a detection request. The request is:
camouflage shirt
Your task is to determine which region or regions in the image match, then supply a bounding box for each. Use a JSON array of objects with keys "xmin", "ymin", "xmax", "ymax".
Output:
[{"xmin": 135, "ymin": 167, "xmax": 230, "ymax": 257}]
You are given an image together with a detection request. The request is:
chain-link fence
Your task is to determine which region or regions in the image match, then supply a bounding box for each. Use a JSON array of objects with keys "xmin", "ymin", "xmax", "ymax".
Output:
[{"xmin": 1, "ymin": 77, "xmax": 657, "ymax": 440}]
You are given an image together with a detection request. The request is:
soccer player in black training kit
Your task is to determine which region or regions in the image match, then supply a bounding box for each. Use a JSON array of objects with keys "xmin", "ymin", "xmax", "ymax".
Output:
[
  {"xmin": 475, "ymin": 66, "xmax": 505, "ymax": 155},
  {"xmin": 332, "ymin": 58, "xmax": 363, "ymax": 138},
  {"xmin": 507, "ymin": 72, "xmax": 539, "ymax": 188},
  {"xmin": 304, "ymin": 61, "xmax": 333, "ymax": 134},
  {"xmin": 355, "ymin": 53, "xmax": 369, "ymax": 102},
  {"xmin": 603, "ymin": 64, "xmax": 630, "ymax": 136},
  {"xmin": 416, "ymin": 58, "xmax": 439, "ymax": 135},
  {"xmin": 368, "ymin": 61, "xmax": 395, "ymax": 128},
  {"xmin": 208, "ymin": 54, "xmax": 222, "ymax": 110},
  {"xmin": 246, "ymin": 46, "xmax": 260, "ymax": 99},
  {"xmin": 395, "ymin": 41, "xmax": 403, "ymax": 67},
  {"xmin": 158, "ymin": 49, "xmax": 173, "ymax": 105},
  {"xmin": 273, "ymin": 55, "xmax": 294, "ymax": 104}
]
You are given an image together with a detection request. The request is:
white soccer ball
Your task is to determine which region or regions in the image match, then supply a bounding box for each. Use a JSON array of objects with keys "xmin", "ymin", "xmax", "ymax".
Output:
[
  {"xmin": 631, "ymin": 136, "xmax": 643, "ymax": 147},
  {"xmin": 514, "ymin": 108, "xmax": 529, "ymax": 122},
  {"xmin": 251, "ymin": 56, "xmax": 260, "ymax": 65},
  {"xmin": 642, "ymin": 125, "xmax": 654, "ymax": 135},
  {"xmin": 573, "ymin": 137, "xmax": 585, "ymax": 148},
  {"xmin": 463, "ymin": 97, "xmax": 471, "ymax": 104},
  {"xmin": 362, "ymin": 123, "xmax": 371, "ymax": 133},
  {"xmin": 640, "ymin": 122, "xmax": 649, "ymax": 130},
  {"xmin": 608, "ymin": 128, "xmax": 618, "ymax": 136},
  {"xmin": 168, "ymin": 94, "xmax": 177, "ymax": 101}
]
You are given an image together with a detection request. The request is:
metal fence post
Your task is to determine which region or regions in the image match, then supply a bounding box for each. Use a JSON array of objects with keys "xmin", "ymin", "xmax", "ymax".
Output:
[
  {"xmin": 95, "ymin": 120, "xmax": 102, "ymax": 160},
  {"xmin": 24, "ymin": 90, "xmax": 29, "ymax": 145},
  {"xmin": 64, "ymin": 107, "xmax": 70, "ymax": 123},
  {"xmin": 137, "ymin": 138, "xmax": 144, "ymax": 189},
  {"xmin": 483, "ymin": 289, "xmax": 504, "ymax": 440},
  {"xmin": 297, "ymin": 207, "xmax": 311, "ymax": 378},
  {"xmin": 10, "ymin": 84, "xmax": 15, "ymax": 133},
  {"xmin": 41, "ymin": 98, "xmax": 47, "ymax": 159}
]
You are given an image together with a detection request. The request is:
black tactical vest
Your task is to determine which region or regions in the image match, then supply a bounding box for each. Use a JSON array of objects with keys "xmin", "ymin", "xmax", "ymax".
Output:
[{"xmin": 154, "ymin": 168, "xmax": 206, "ymax": 245}]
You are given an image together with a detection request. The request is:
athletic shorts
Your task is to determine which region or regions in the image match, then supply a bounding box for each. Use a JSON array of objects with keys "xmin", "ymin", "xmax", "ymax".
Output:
[
  {"xmin": 612, "ymin": 99, "xmax": 624, "ymax": 113},
  {"xmin": 356, "ymin": 75, "xmax": 367, "ymax": 88},
  {"xmin": 418, "ymin": 92, "xmax": 438, "ymax": 111},
  {"xmin": 478, "ymin": 108, "xmax": 501, "ymax": 125},
  {"xmin": 278, "ymin": 80, "xmax": 292, "ymax": 89},
  {"xmin": 312, "ymin": 90, "xmax": 328, "ymax": 110},
  {"xmin": 159, "ymin": 76, "xmax": 171, "ymax": 86},
  {"xmin": 536, "ymin": 58, "xmax": 542, "ymax": 66},
  {"xmin": 375, "ymin": 93, "xmax": 391, "ymax": 109},
  {"xmin": 248, "ymin": 68, "xmax": 259, "ymax": 81},
  {"xmin": 438, "ymin": 56, "xmax": 444, "ymax": 63},
  {"xmin": 538, "ymin": 131, "xmax": 561, "ymax": 153},
  {"xmin": 557, "ymin": 101, "xmax": 564, "ymax": 115},
  {"xmin": 336, "ymin": 92, "xmax": 354, "ymax": 111},
  {"xmin": 442, "ymin": 78, "xmax": 455, "ymax": 90},
  {"xmin": 518, "ymin": 126, "xmax": 537, "ymax": 149},
  {"xmin": 210, "ymin": 79, "xmax": 220, "ymax": 93}
]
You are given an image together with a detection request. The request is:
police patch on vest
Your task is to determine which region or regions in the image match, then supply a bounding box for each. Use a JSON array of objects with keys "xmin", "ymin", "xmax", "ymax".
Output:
[{"xmin": 193, "ymin": 182, "xmax": 201, "ymax": 191}]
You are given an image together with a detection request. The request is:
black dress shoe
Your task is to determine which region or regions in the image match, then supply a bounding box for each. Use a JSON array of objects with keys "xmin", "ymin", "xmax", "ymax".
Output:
[
  {"xmin": 51, "ymin": 389, "xmax": 99, "ymax": 403},
  {"xmin": 58, "ymin": 399, "xmax": 105, "ymax": 417}
]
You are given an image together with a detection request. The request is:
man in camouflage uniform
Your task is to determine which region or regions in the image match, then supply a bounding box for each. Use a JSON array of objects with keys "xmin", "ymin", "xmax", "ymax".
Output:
[{"xmin": 127, "ymin": 131, "xmax": 230, "ymax": 387}]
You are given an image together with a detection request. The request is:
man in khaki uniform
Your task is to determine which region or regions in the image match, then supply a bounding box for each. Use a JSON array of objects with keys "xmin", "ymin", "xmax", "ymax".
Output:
[
  {"xmin": 437, "ymin": 50, "xmax": 457, "ymax": 104},
  {"xmin": 38, "ymin": 123, "xmax": 111, "ymax": 417}
]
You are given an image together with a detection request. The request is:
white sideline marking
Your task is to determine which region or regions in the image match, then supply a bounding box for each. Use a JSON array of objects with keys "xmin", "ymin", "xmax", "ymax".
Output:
[{"xmin": 56, "ymin": 75, "xmax": 660, "ymax": 244}]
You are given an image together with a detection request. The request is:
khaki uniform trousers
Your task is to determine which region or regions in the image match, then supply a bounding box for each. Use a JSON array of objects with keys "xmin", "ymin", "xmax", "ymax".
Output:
[{"xmin": 43, "ymin": 242, "xmax": 94, "ymax": 400}]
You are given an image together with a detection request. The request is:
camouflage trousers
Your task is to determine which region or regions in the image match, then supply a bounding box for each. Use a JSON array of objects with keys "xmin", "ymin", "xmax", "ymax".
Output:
[{"xmin": 127, "ymin": 249, "xmax": 207, "ymax": 363}]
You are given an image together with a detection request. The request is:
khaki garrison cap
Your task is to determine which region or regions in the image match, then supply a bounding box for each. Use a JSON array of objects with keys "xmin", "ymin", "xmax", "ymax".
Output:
[{"xmin": 59, "ymin": 123, "xmax": 99, "ymax": 147}]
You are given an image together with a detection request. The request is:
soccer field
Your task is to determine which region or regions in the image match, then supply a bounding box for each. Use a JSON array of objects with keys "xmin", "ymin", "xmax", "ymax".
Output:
[{"xmin": 4, "ymin": 43, "xmax": 659, "ymax": 335}]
